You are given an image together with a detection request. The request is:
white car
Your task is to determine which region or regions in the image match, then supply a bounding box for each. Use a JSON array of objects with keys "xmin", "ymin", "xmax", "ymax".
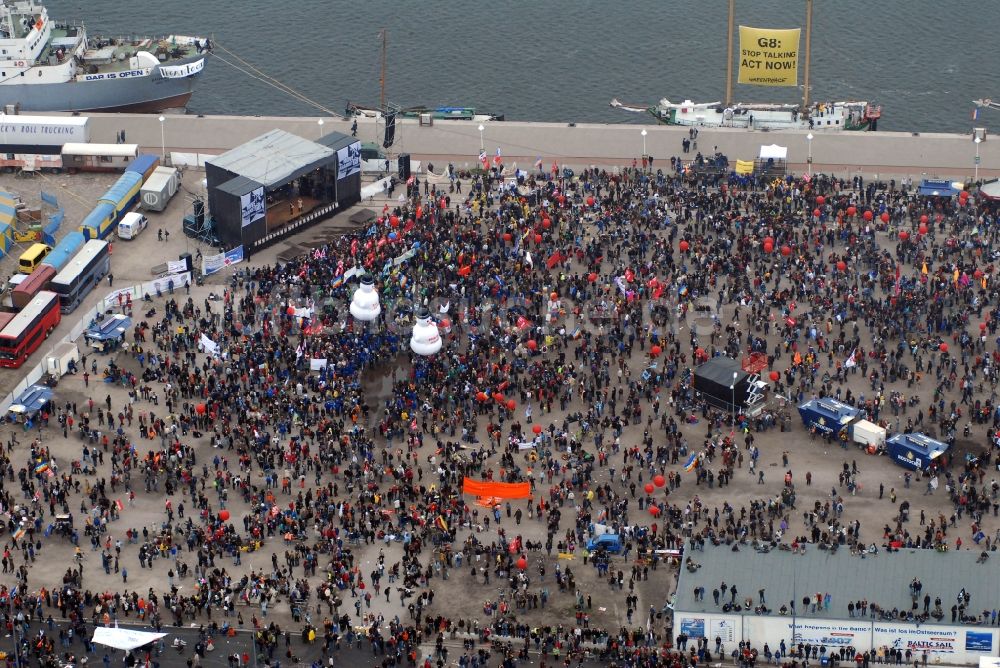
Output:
[{"xmin": 117, "ymin": 212, "xmax": 148, "ymax": 240}]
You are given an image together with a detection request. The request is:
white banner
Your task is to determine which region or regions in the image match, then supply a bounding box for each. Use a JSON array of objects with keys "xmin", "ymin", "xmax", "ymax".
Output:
[
  {"xmin": 240, "ymin": 187, "xmax": 265, "ymax": 228},
  {"xmin": 309, "ymin": 358, "xmax": 328, "ymax": 371},
  {"xmin": 167, "ymin": 259, "xmax": 188, "ymax": 274},
  {"xmin": 159, "ymin": 58, "xmax": 205, "ymax": 79},
  {"xmin": 199, "ymin": 333, "xmax": 219, "ymax": 356},
  {"xmin": 337, "ymin": 142, "xmax": 361, "ymax": 180},
  {"xmin": 147, "ymin": 271, "xmax": 190, "ymax": 296},
  {"xmin": 202, "ymin": 250, "xmax": 225, "ymax": 275}
]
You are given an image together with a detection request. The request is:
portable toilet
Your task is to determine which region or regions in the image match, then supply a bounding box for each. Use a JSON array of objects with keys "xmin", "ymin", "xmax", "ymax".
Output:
[
  {"xmin": 797, "ymin": 398, "xmax": 860, "ymax": 435},
  {"xmin": 885, "ymin": 433, "xmax": 950, "ymax": 471}
]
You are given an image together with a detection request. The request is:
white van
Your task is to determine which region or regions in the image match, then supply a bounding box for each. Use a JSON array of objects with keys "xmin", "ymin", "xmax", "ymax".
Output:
[{"xmin": 117, "ymin": 212, "xmax": 148, "ymax": 240}]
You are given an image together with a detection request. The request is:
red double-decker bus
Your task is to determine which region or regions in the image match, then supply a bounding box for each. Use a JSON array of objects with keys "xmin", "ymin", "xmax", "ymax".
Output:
[{"xmin": 0, "ymin": 291, "xmax": 61, "ymax": 368}]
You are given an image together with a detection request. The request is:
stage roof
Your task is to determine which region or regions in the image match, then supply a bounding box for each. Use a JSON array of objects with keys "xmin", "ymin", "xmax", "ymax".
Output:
[{"xmin": 207, "ymin": 129, "xmax": 335, "ymax": 189}]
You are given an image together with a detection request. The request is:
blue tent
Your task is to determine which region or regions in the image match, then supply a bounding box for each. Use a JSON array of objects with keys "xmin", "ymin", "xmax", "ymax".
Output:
[{"xmin": 918, "ymin": 179, "xmax": 961, "ymax": 198}]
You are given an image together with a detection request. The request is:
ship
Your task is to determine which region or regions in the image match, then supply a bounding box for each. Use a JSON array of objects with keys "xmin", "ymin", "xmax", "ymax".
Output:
[
  {"xmin": 610, "ymin": 98, "xmax": 880, "ymax": 131},
  {"xmin": 0, "ymin": 0, "xmax": 209, "ymax": 113},
  {"xmin": 611, "ymin": 0, "xmax": 881, "ymax": 132}
]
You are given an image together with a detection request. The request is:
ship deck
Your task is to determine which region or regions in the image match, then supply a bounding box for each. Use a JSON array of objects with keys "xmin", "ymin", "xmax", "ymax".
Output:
[{"xmin": 46, "ymin": 26, "xmax": 203, "ymax": 72}]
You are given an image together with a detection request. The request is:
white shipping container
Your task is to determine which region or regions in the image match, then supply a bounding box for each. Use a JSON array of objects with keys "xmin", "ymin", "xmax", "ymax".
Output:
[
  {"xmin": 140, "ymin": 166, "xmax": 180, "ymax": 211},
  {"xmin": 0, "ymin": 115, "xmax": 89, "ymax": 146}
]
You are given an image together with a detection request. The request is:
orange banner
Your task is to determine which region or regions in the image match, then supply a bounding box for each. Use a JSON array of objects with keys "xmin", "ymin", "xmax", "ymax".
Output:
[{"xmin": 462, "ymin": 478, "xmax": 531, "ymax": 499}]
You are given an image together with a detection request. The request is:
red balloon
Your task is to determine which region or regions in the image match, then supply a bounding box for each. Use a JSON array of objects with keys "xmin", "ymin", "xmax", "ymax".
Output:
[
  {"xmin": 981, "ymin": 323, "xmax": 988, "ymax": 331},
  {"xmin": 847, "ymin": 206, "xmax": 857, "ymax": 217},
  {"xmin": 960, "ymin": 190, "xmax": 970, "ymax": 199},
  {"xmin": 493, "ymin": 392, "xmax": 505, "ymax": 403},
  {"xmin": 836, "ymin": 260, "xmax": 847, "ymax": 271},
  {"xmin": 588, "ymin": 272, "xmax": 598, "ymax": 282},
  {"xmin": 781, "ymin": 245, "xmax": 792, "ymax": 257},
  {"xmin": 769, "ymin": 371, "xmax": 780, "ymax": 382},
  {"xmin": 653, "ymin": 474, "xmax": 666, "ymax": 488},
  {"xmin": 763, "ymin": 236, "xmax": 774, "ymax": 247},
  {"xmin": 506, "ymin": 399, "xmax": 516, "ymax": 411},
  {"xmin": 542, "ymin": 218, "xmax": 551, "ymax": 229},
  {"xmin": 219, "ymin": 510, "xmax": 230, "ymax": 522},
  {"xmin": 899, "ymin": 230, "xmax": 909, "ymax": 241},
  {"xmin": 939, "ymin": 343, "xmax": 948, "ymax": 353},
  {"xmin": 813, "ymin": 208, "xmax": 821, "ymax": 218},
  {"xmin": 862, "ymin": 210, "xmax": 873, "ymax": 221},
  {"xmin": 532, "ymin": 425, "xmax": 542, "ymax": 435},
  {"xmin": 502, "ymin": 232, "xmax": 512, "ymax": 242},
  {"xmin": 880, "ymin": 212, "xmax": 890, "ymax": 223},
  {"xmin": 195, "ymin": 403, "xmax": 206, "ymax": 415},
  {"xmin": 679, "ymin": 240, "xmax": 690, "ymax": 252},
  {"xmin": 389, "ymin": 215, "xmax": 399, "ymax": 228},
  {"xmin": 526, "ymin": 339, "xmax": 538, "ymax": 351},
  {"xmin": 551, "ymin": 292, "xmax": 559, "ymax": 300},
  {"xmin": 649, "ymin": 505, "xmax": 661, "ymax": 516},
  {"xmin": 920, "ymin": 214, "xmax": 929, "ymax": 224},
  {"xmin": 763, "ymin": 241, "xmax": 774, "ymax": 253},
  {"xmin": 918, "ymin": 224, "xmax": 928, "ymax": 235},
  {"xmin": 534, "ymin": 234, "xmax": 542, "ymax": 243},
  {"xmin": 587, "ymin": 196, "xmax": 595, "ymax": 207},
  {"xmin": 650, "ymin": 345, "xmax": 662, "ymax": 357},
  {"xmin": 644, "ymin": 483, "xmax": 654, "ymax": 495},
  {"xmin": 815, "ymin": 195, "xmax": 825, "ymax": 205},
  {"xmin": 476, "ymin": 392, "xmax": 488, "ymax": 402},
  {"xmin": 516, "ymin": 557, "xmax": 527, "ymax": 570}
]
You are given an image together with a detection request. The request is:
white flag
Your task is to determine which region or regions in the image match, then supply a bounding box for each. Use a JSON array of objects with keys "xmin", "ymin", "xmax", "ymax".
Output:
[{"xmin": 844, "ymin": 349, "xmax": 857, "ymax": 369}]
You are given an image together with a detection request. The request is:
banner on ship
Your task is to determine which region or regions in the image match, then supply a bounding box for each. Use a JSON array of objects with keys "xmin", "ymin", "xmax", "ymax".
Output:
[
  {"xmin": 159, "ymin": 58, "xmax": 205, "ymax": 79},
  {"xmin": 738, "ymin": 26, "xmax": 800, "ymax": 87}
]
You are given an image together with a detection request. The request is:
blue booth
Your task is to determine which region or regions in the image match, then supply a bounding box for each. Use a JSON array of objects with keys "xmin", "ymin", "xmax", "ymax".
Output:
[
  {"xmin": 798, "ymin": 398, "xmax": 860, "ymax": 435},
  {"xmin": 885, "ymin": 433, "xmax": 950, "ymax": 471},
  {"xmin": 8, "ymin": 384, "xmax": 53, "ymax": 423}
]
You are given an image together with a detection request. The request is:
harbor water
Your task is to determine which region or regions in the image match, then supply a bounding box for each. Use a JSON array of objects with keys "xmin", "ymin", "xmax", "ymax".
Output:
[{"xmin": 53, "ymin": 0, "xmax": 1000, "ymax": 133}]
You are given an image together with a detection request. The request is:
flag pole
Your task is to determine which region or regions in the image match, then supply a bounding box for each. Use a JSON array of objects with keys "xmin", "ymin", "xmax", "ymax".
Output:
[
  {"xmin": 725, "ymin": 0, "xmax": 735, "ymax": 108},
  {"xmin": 802, "ymin": 0, "xmax": 812, "ymax": 108}
]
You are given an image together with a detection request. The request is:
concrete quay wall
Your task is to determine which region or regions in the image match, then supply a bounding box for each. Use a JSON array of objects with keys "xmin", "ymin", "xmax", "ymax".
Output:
[{"xmin": 83, "ymin": 112, "xmax": 998, "ymax": 181}]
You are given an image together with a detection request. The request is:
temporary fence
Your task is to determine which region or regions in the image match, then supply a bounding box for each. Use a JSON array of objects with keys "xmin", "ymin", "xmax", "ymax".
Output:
[{"xmin": 0, "ymin": 271, "xmax": 191, "ymax": 414}]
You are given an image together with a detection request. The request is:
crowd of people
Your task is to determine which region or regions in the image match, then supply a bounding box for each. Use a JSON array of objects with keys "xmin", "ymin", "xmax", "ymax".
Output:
[{"xmin": 0, "ymin": 148, "xmax": 996, "ymax": 668}]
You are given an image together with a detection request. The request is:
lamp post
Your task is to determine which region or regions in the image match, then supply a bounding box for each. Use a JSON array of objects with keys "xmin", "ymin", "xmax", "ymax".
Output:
[
  {"xmin": 806, "ymin": 133, "xmax": 814, "ymax": 166},
  {"xmin": 641, "ymin": 129, "xmax": 648, "ymax": 157},
  {"xmin": 318, "ymin": 118, "xmax": 324, "ymax": 138},
  {"xmin": 158, "ymin": 115, "xmax": 165, "ymax": 162},
  {"xmin": 478, "ymin": 124, "xmax": 485, "ymax": 153},
  {"xmin": 730, "ymin": 371, "xmax": 738, "ymax": 420},
  {"xmin": 975, "ymin": 136, "xmax": 982, "ymax": 183}
]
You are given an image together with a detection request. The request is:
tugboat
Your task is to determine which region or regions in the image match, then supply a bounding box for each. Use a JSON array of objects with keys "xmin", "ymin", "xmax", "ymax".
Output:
[
  {"xmin": 610, "ymin": 98, "xmax": 880, "ymax": 131},
  {"xmin": 0, "ymin": 0, "xmax": 209, "ymax": 113}
]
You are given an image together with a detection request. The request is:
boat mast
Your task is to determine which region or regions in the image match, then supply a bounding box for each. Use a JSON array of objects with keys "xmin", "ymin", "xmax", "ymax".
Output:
[
  {"xmin": 379, "ymin": 28, "xmax": 387, "ymax": 112},
  {"xmin": 802, "ymin": 0, "xmax": 812, "ymax": 108},
  {"xmin": 725, "ymin": 0, "xmax": 734, "ymax": 107}
]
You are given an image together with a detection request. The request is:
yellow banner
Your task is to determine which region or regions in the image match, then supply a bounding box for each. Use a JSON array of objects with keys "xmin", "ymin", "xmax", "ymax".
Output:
[
  {"xmin": 735, "ymin": 160, "xmax": 755, "ymax": 175},
  {"xmin": 738, "ymin": 26, "xmax": 800, "ymax": 87}
]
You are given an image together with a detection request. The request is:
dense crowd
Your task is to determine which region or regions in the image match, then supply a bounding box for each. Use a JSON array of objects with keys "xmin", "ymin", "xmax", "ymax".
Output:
[{"xmin": 0, "ymin": 150, "xmax": 997, "ymax": 668}]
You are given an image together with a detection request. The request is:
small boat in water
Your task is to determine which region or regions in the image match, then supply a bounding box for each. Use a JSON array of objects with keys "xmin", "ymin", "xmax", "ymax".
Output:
[
  {"xmin": 610, "ymin": 98, "xmax": 881, "ymax": 131},
  {"xmin": 346, "ymin": 102, "xmax": 503, "ymax": 122}
]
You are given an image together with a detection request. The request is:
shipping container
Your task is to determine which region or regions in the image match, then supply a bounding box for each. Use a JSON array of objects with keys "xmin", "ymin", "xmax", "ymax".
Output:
[{"xmin": 140, "ymin": 166, "xmax": 180, "ymax": 211}]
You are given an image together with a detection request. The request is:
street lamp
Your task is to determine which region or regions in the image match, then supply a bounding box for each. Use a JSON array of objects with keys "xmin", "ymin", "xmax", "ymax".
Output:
[
  {"xmin": 730, "ymin": 371, "xmax": 739, "ymax": 420},
  {"xmin": 158, "ymin": 115, "xmax": 165, "ymax": 162},
  {"xmin": 478, "ymin": 124, "xmax": 485, "ymax": 153},
  {"xmin": 641, "ymin": 129, "xmax": 648, "ymax": 156},
  {"xmin": 806, "ymin": 133, "xmax": 814, "ymax": 166},
  {"xmin": 318, "ymin": 118, "xmax": 324, "ymax": 138},
  {"xmin": 975, "ymin": 136, "xmax": 982, "ymax": 182}
]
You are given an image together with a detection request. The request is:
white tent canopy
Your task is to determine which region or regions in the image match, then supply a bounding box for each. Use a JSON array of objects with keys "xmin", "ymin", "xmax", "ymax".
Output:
[
  {"xmin": 759, "ymin": 144, "xmax": 788, "ymax": 160},
  {"xmin": 92, "ymin": 627, "xmax": 168, "ymax": 651}
]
